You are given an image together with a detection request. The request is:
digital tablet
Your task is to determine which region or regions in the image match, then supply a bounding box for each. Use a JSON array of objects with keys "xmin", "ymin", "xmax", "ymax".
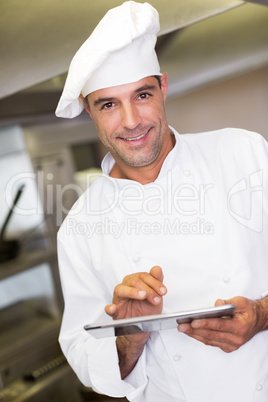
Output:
[{"xmin": 84, "ymin": 304, "xmax": 236, "ymax": 338}]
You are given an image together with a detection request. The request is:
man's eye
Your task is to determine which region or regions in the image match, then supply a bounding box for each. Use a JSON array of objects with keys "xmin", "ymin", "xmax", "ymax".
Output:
[
  {"xmin": 139, "ymin": 93, "xmax": 151, "ymax": 100},
  {"xmin": 102, "ymin": 102, "xmax": 114, "ymax": 110}
]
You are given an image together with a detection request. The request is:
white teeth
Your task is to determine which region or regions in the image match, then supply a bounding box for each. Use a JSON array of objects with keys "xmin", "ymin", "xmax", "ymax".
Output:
[{"xmin": 124, "ymin": 130, "xmax": 149, "ymax": 141}]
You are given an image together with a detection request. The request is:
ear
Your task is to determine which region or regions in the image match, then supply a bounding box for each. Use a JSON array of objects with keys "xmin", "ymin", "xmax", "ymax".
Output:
[
  {"xmin": 79, "ymin": 94, "xmax": 92, "ymax": 117},
  {"xmin": 160, "ymin": 72, "xmax": 168, "ymax": 101}
]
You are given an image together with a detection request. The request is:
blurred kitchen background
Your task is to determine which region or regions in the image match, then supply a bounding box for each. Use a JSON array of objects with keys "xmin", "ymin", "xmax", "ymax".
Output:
[{"xmin": 0, "ymin": 1, "xmax": 267, "ymax": 401}]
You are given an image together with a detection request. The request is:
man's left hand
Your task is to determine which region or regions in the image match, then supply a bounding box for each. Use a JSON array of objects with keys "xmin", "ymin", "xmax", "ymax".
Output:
[{"xmin": 177, "ymin": 296, "xmax": 266, "ymax": 353}]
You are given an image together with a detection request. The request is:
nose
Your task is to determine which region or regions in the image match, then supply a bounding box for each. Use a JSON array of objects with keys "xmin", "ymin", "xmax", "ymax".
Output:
[{"xmin": 120, "ymin": 102, "xmax": 140, "ymax": 130}]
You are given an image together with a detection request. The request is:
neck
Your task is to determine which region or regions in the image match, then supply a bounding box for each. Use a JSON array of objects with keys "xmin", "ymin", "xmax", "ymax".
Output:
[{"xmin": 110, "ymin": 131, "xmax": 175, "ymax": 184}]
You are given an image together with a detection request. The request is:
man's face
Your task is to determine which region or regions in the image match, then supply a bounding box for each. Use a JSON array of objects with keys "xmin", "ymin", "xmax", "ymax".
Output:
[{"xmin": 87, "ymin": 73, "xmax": 170, "ymax": 170}]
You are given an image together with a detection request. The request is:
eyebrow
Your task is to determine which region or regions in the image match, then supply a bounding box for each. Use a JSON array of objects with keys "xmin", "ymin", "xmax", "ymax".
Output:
[
  {"xmin": 93, "ymin": 84, "xmax": 157, "ymax": 108},
  {"xmin": 93, "ymin": 97, "xmax": 115, "ymax": 108}
]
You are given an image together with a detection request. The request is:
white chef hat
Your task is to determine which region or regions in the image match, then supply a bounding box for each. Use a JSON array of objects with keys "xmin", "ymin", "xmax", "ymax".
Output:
[{"xmin": 55, "ymin": 1, "xmax": 161, "ymax": 119}]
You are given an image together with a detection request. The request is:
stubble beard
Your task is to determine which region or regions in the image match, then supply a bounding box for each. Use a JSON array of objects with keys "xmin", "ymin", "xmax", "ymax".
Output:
[{"xmin": 113, "ymin": 118, "xmax": 168, "ymax": 168}]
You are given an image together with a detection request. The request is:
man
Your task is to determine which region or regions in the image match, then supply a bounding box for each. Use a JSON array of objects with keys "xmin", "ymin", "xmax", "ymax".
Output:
[{"xmin": 56, "ymin": 2, "xmax": 268, "ymax": 401}]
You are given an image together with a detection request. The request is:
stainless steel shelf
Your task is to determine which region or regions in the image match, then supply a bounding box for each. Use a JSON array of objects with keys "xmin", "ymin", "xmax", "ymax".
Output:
[{"xmin": 0, "ymin": 248, "xmax": 57, "ymax": 281}]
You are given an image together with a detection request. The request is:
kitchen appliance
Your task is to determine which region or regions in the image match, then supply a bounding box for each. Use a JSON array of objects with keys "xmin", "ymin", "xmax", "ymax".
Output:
[{"xmin": 0, "ymin": 184, "xmax": 25, "ymax": 263}]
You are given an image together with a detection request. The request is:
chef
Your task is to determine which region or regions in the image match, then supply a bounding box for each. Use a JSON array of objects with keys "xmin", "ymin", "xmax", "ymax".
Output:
[{"xmin": 56, "ymin": 2, "xmax": 268, "ymax": 401}]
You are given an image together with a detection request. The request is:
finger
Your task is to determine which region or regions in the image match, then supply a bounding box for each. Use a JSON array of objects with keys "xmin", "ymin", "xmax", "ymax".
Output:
[
  {"xmin": 105, "ymin": 303, "xmax": 117, "ymax": 317},
  {"xmin": 190, "ymin": 316, "xmax": 236, "ymax": 332},
  {"xmin": 126, "ymin": 267, "xmax": 167, "ymax": 296},
  {"xmin": 114, "ymin": 282, "xmax": 163, "ymax": 307},
  {"xmin": 123, "ymin": 272, "xmax": 166, "ymax": 301},
  {"xmin": 178, "ymin": 323, "xmax": 242, "ymax": 352},
  {"xmin": 185, "ymin": 332, "xmax": 238, "ymax": 353},
  {"xmin": 215, "ymin": 298, "xmax": 226, "ymax": 307},
  {"xmin": 149, "ymin": 266, "xmax": 167, "ymax": 295},
  {"xmin": 114, "ymin": 284, "xmax": 147, "ymax": 301},
  {"xmin": 150, "ymin": 266, "xmax": 164, "ymax": 282}
]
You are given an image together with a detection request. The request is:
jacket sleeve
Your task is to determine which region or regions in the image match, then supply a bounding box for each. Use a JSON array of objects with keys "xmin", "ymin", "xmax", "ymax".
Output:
[{"xmin": 57, "ymin": 231, "xmax": 148, "ymax": 399}]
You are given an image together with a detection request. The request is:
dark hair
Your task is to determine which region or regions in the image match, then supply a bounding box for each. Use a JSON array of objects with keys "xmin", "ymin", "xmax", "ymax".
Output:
[{"xmin": 154, "ymin": 75, "xmax": 162, "ymax": 88}]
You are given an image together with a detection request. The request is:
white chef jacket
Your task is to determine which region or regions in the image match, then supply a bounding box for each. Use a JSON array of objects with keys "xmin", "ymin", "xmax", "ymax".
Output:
[{"xmin": 57, "ymin": 127, "xmax": 268, "ymax": 402}]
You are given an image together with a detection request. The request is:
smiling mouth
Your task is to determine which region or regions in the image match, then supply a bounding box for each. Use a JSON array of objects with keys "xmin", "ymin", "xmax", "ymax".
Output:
[{"xmin": 122, "ymin": 129, "xmax": 150, "ymax": 141}]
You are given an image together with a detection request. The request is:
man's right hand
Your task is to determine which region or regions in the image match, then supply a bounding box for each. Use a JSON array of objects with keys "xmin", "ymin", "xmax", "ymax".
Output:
[
  {"xmin": 105, "ymin": 265, "xmax": 167, "ymax": 320},
  {"xmin": 104, "ymin": 266, "xmax": 167, "ymax": 379}
]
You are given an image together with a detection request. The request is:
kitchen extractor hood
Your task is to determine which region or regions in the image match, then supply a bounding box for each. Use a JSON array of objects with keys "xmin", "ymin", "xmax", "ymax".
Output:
[{"xmin": 0, "ymin": 0, "xmax": 245, "ymax": 99}]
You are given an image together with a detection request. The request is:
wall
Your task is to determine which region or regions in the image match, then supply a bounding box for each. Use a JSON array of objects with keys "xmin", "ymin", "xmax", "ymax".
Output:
[{"xmin": 165, "ymin": 66, "xmax": 268, "ymax": 140}]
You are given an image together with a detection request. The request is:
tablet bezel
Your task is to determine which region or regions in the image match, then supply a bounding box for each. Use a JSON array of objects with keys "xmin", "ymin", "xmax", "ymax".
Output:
[{"xmin": 84, "ymin": 304, "xmax": 236, "ymax": 338}]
